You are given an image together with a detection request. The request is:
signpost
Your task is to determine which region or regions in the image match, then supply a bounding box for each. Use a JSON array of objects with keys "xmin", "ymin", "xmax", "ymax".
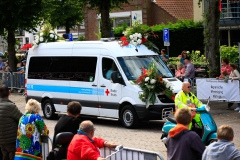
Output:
[{"xmin": 163, "ymin": 28, "xmax": 170, "ymax": 56}]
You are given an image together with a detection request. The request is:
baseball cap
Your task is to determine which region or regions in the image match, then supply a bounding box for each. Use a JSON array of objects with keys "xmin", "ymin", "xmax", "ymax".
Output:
[{"xmin": 22, "ymin": 60, "xmax": 26, "ymax": 63}]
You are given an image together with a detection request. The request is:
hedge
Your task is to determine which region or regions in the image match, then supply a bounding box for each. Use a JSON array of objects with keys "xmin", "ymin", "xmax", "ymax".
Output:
[{"xmin": 113, "ymin": 20, "xmax": 204, "ymax": 57}]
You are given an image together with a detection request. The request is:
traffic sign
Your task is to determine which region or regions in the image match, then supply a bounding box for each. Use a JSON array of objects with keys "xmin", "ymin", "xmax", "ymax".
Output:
[
  {"xmin": 164, "ymin": 42, "xmax": 170, "ymax": 46},
  {"xmin": 163, "ymin": 28, "xmax": 170, "ymax": 42}
]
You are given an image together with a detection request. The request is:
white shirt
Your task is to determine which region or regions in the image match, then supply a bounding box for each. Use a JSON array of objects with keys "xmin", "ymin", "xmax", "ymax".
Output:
[{"xmin": 229, "ymin": 69, "xmax": 240, "ymax": 80}]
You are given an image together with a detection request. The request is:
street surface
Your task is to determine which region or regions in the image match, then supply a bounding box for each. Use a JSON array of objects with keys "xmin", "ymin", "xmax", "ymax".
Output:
[{"xmin": 10, "ymin": 93, "xmax": 240, "ymax": 159}]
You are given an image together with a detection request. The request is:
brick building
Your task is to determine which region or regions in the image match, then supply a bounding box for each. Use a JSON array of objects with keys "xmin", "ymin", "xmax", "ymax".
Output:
[{"xmin": 84, "ymin": 0, "xmax": 193, "ymax": 40}]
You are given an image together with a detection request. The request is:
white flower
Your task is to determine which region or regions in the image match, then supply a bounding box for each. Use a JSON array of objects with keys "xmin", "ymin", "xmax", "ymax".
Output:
[
  {"xmin": 130, "ymin": 35, "xmax": 133, "ymax": 39},
  {"xmin": 166, "ymin": 82, "xmax": 170, "ymax": 88},
  {"xmin": 55, "ymin": 35, "xmax": 57, "ymax": 39},
  {"xmin": 145, "ymin": 77, "xmax": 149, "ymax": 82},
  {"xmin": 35, "ymin": 35, "xmax": 39, "ymax": 40},
  {"xmin": 50, "ymin": 30, "xmax": 54, "ymax": 34},
  {"xmin": 150, "ymin": 79, "xmax": 156, "ymax": 84},
  {"xmin": 40, "ymin": 37, "xmax": 44, "ymax": 42},
  {"xmin": 50, "ymin": 34, "xmax": 54, "ymax": 38},
  {"xmin": 138, "ymin": 33, "xmax": 142, "ymax": 38},
  {"xmin": 40, "ymin": 33, "xmax": 43, "ymax": 36},
  {"xmin": 137, "ymin": 39, "xmax": 142, "ymax": 44}
]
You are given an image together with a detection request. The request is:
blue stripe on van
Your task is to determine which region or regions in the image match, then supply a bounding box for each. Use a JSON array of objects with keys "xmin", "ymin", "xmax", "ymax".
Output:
[{"xmin": 26, "ymin": 84, "xmax": 104, "ymax": 95}]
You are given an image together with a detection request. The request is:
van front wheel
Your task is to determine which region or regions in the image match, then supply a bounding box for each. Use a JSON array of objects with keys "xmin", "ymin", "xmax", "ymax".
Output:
[
  {"xmin": 42, "ymin": 99, "xmax": 57, "ymax": 119},
  {"xmin": 120, "ymin": 105, "xmax": 139, "ymax": 129}
]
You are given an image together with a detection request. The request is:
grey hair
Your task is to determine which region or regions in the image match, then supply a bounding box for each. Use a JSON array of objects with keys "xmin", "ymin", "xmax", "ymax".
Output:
[{"xmin": 79, "ymin": 120, "xmax": 94, "ymax": 133}]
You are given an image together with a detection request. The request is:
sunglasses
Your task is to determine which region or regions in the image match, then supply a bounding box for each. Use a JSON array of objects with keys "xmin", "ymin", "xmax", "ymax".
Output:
[{"xmin": 187, "ymin": 86, "xmax": 191, "ymax": 88}]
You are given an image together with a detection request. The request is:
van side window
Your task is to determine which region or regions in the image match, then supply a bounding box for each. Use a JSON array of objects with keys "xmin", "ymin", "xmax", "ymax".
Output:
[
  {"xmin": 28, "ymin": 56, "xmax": 97, "ymax": 82},
  {"xmin": 71, "ymin": 57, "xmax": 97, "ymax": 82},
  {"xmin": 102, "ymin": 58, "xmax": 118, "ymax": 80}
]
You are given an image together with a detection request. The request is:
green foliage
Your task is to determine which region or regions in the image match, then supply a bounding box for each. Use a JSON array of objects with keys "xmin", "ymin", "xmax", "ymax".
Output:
[
  {"xmin": 78, "ymin": 35, "xmax": 86, "ymax": 41},
  {"xmin": 32, "ymin": 22, "xmax": 58, "ymax": 47},
  {"xmin": 220, "ymin": 45, "xmax": 239, "ymax": 63},
  {"xmin": 43, "ymin": 0, "xmax": 85, "ymax": 33},
  {"xmin": 0, "ymin": 0, "xmax": 43, "ymax": 33},
  {"xmin": 114, "ymin": 20, "xmax": 204, "ymax": 56},
  {"xmin": 169, "ymin": 50, "xmax": 208, "ymax": 67}
]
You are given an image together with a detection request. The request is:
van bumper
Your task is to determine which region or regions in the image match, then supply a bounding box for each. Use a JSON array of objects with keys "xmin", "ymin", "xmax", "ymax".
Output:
[{"xmin": 134, "ymin": 104, "xmax": 175, "ymax": 120}]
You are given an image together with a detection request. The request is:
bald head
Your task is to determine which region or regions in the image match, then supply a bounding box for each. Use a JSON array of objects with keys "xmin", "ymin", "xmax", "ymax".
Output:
[
  {"xmin": 80, "ymin": 120, "xmax": 94, "ymax": 134},
  {"xmin": 182, "ymin": 82, "xmax": 191, "ymax": 93}
]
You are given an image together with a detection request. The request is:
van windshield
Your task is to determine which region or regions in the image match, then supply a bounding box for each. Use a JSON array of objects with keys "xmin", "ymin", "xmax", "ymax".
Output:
[{"xmin": 117, "ymin": 55, "xmax": 173, "ymax": 80}]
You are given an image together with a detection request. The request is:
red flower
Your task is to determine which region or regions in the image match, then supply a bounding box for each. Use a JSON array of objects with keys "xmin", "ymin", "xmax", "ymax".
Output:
[
  {"xmin": 141, "ymin": 37, "xmax": 147, "ymax": 44},
  {"xmin": 142, "ymin": 68, "xmax": 147, "ymax": 76},
  {"xmin": 120, "ymin": 36, "xmax": 129, "ymax": 46},
  {"xmin": 159, "ymin": 77, "xmax": 163, "ymax": 83},
  {"xmin": 21, "ymin": 43, "xmax": 32, "ymax": 50},
  {"xmin": 171, "ymin": 95, "xmax": 175, "ymax": 101}
]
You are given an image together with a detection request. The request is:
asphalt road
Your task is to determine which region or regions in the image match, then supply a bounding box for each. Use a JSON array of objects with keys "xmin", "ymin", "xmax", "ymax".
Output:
[{"xmin": 9, "ymin": 93, "xmax": 240, "ymax": 160}]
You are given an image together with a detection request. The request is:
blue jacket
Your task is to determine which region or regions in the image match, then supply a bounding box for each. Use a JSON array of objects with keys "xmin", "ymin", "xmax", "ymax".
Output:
[{"xmin": 202, "ymin": 139, "xmax": 240, "ymax": 160}]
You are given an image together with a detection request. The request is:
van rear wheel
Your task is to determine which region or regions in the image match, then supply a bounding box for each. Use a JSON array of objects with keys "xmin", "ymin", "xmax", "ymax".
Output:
[
  {"xmin": 42, "ymin": 99, "xmax": 57, "ymax": 119},
  {"xmin": 120, "ymin": 105, "xmax": 139, "ymax": 129}
]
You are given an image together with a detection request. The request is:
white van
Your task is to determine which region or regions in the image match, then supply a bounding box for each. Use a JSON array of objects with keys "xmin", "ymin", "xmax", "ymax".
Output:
[{"xmin": 25, "ymin": 40, "xmax": 182, "ymax": 128}]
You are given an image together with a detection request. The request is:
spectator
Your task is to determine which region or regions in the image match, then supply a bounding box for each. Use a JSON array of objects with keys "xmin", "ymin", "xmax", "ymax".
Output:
[
  {"xmin": 16, "ymin": 99, "xmax": 49, "ymax": 157},
  {"xmin": 166, "ymin": 108, "xmax": 205, "ymax": 160},
  {"xmin": 180, "ymin": 50, "xmax": 188, "ymax": 65},
  {"xmin": 216, "ymin": 58, "xmax": 231, "ymax": 79},
  {"xmin": 181, "ymin": 56, "xmax": 195, "ymax": 85},
  {"xmin": 53, "ymin": 101, "xmax": 82, "ymax": 148},
  {"xmin": 160, "ymin": 49, "xmax": 169, "ymax": 63},
  {"xmin": 0, "ymin": 58, "xmax": 5, "ymax": 71},
  {"xmin": 175, "ymin": 63, "xmax": 186, "ymax": 82},
  {"xmin": 0, "ymin": 84, "xmax": 22, "ymax": 160},
  {"xmin": 167, "ymin": 64, "xmax": 176, "ymax": 75},
  {"xmin": 217, "ymin": 71, "xmax": 229, "ymax": 83},
  {"xmin": 202, "ymin": 125, "xmax": 240, "ymax": 160},
  {"xmin": 67, "ymin": 120, "xmax": 118, "ymax": 160},
  {"xmin": 227, "ymin": 63, "xmax": 240, "ymax": 111}
]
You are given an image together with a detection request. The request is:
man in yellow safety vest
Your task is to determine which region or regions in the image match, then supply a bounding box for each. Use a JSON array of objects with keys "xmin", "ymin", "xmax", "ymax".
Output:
[{"xmin": 175, "ymin": 82, "xmax": 202, "ymax": 128}]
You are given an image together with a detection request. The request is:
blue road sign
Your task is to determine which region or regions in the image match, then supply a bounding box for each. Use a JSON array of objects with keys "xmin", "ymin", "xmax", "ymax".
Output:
[
  {"xmin": 69, "ymin": 33, "xmax": 73, "ymax": 41},
  {"xmin": 163, "ymin": 28, "xmax": 169, "ymax": 42}
]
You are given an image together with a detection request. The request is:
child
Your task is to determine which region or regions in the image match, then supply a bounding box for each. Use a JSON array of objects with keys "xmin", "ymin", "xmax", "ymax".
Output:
[
  {"xmin": 202, "ymin": 125, "xmax": 240, "ymax": 160},
  {"xmin": 217, "ymin": 71, "xmax": 229, "ymax": 82}
]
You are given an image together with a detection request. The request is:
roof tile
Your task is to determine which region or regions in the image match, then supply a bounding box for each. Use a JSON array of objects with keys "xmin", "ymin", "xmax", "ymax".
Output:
[{"xmin": 154, "ymin": 0, "xmax": 193, "ymax": 20}]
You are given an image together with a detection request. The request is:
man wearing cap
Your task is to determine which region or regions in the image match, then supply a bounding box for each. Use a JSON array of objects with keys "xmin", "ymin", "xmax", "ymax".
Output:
[
  {"xmin": 0, "ymin": 58, "xmax": 5, "ymax": 71},
  {"xmin": 180, "ymin": 56, "xmax": 195, "ymax": 85}
]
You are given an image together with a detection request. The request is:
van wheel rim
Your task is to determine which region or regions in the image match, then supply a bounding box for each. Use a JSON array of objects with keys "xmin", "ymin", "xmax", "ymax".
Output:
[
  {"xmin": 123, "ymin": 109, "xmax": 133, "ymax": 126},
  {"xmin": 44, "ymin": 103, "xmax": 52, "ymax": 117}
]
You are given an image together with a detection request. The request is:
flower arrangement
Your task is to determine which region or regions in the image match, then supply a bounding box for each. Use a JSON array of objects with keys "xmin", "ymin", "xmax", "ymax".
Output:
[
  {"xmin": 21, "ymin": 43, "xmax": 32, "ymax": 50},
  {"xmin": 118, "ymin": 22, "xmax": 158, "ymax": 52},
  {"xmin": 32, "ymin": 22, "xmax": 58, "ymax": 47},
  {"xmin": 136, "ymin": 63, "xmax": 175, "ymax": 108}
]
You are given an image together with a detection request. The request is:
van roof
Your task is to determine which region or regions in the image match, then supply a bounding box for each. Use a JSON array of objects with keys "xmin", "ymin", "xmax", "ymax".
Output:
[{"xmin": 30, "ymin": 41, "xmax": 159, "ymax": 57}]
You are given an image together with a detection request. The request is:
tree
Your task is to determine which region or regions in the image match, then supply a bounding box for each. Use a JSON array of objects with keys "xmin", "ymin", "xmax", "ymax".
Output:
[
  {"xmin": 87, "ymin": 0, "xmax": 131, "ymax": 38},
  {"xmin": 0, "ymin": 0, "xmax": 43, "ymax": 71},
  {"xmin": 200, "ymin": 0, "xmax": 221, "ymax": 77},
  {"xmin": 45, "ymin": 0, "xmax": 86, "ymax": 34}
]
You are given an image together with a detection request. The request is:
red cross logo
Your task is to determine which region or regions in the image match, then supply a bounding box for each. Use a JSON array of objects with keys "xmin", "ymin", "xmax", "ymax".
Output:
[{"xmin": 105, "ymin": 89, "xmax": 110, "ymax": 96}]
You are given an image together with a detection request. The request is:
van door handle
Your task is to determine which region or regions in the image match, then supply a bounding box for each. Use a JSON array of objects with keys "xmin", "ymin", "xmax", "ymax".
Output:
[
  {"xmin": 92, "ymin": 84, "xmax": 97, "ymax": 87},
  {"xmin": 100, "ymin": 84, "xmax": 106, "ymax": 87}
]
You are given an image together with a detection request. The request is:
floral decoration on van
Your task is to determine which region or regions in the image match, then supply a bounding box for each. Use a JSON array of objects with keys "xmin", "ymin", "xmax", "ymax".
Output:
[
  {"xmin": 21, "ymin": 43, "xmax": 32, "ymax": 50},
  {"xmin": 119, "ymin": 22, "xmax": 159, "ymax": 53},
  {"xmin": 136, "ymin": 63, "xmax": 175, "ymax": 108},
  {"xmin": 32, "ymin": 22, "xmax": 58, "ymax": 48}
]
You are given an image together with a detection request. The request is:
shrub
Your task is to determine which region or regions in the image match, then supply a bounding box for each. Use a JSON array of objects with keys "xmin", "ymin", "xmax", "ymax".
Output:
[{"xmin": 220, "ymin": 45, "xmax": 239, "ymax": 63}]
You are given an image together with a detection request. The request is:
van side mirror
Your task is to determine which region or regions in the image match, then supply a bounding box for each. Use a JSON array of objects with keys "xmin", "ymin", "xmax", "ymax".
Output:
[{"xmin": 111, "ymin": 71, "xmax": 125, "ymax": 85}]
